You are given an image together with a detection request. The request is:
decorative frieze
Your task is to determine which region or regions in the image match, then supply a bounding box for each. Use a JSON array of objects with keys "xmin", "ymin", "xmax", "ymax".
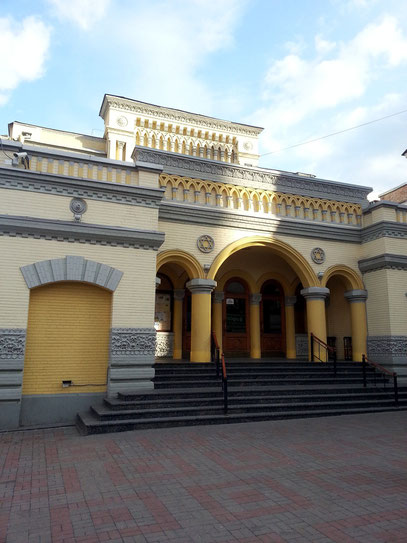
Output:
[
  {"xmin": 358, "ymin": 254, "xmax": 407, "ymax": 273},
  {"xmin": 0, "ymin": 329, "xmax": 26, "ymax": 360},
  {"xmin": 110, "ymin": 328, "xmax": 156, "ymax": 358},
  {"xmin": 155, "ymin": 332, "xmax": 174, "ymax": 358}
]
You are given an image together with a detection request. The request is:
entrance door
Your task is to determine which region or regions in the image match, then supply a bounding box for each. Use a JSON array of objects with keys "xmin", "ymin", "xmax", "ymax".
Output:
[
  {"xmin": 261, "ymin": 280, "xmax": 285, "ymax": 356},
  {"xmin": 223, "ymin": 279, "xmax": 249, "ymax": 356}
]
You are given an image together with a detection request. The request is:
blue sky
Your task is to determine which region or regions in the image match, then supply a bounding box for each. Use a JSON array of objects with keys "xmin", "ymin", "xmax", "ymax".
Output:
[{"xmin": 1, "ymin": 0, "xmax": 407, "ymax": 198}]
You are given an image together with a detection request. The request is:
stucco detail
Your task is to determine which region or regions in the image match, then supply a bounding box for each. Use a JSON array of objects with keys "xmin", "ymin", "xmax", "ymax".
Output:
[
  {"xmin": 186, "ymin": 278, "xmax": 217, "ymax": 294},
  {"xmin": 361, "ymin": 221, "xmax": 407, "ymax": 243},
  {"xmin": 20, "ymin": 256, "xmax": 123, "ymax": 291},
  {"xmin": 295, "ymin": 334, "xmax": 308, "ymax": 359},
  {"xmin": 155, "ymin": 332, "xmax": 174, "ymax": 358},
  {"xmin": 344, "ymin": 290, "xmax": 368, "ymax": 303},
  {"xmin": 300, "ymin": 287, "xmax": 330, "ymax": 300},
  {"xmin": 0, "ymin": 329, "xmax": 26, "ymax": 405},
  {"xmin": 358, "ymin": 254, "xmax": 407, "ymax": 273},
  {"xmin": 250, "ymin": 293, "xmax": 262, "ymax": 305}
]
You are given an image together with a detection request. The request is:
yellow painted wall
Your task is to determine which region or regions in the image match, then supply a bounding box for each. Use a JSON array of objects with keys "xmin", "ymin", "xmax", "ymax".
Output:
[
  {"xmin": 0, "ymin": 236, "xmax": 157, "ymax": 328},
  {"xmin": 23, "ymin": 282, "xmax": 112, "ymax": 394},
  {"xmin": 1, "ymin": 188, "xmax": 158, "ymax": 230}
]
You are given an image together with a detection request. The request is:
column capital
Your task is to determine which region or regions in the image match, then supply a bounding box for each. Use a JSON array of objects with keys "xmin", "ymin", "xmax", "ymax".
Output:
[
  {"xmin": 250, "ymin": 293, "xmax": 262, "ymax": 305},
  {"xmin": 173, "ymin": 289, "xmax": 185, "ymax": 301},
  {"xmin": 301, "ymin": 287, "xmax": 330, "ymax": 300},
  {"xmin": 285, "ymin": 296, "xmax": 297, "ymax": 307},
  {"xmin": 186, "ymin": 278, "xmax": 217, "ymax": 294},
  {"xmin": 155, "ymin": 276, "xmax": 161, "ymax": 288},
  {"xmin": 213, "ymin": 291, "xmax": 224, "ymax": 303},
  {"xmin": 344, "ymin": 289, "xmax": 368, "ymax": 303}
]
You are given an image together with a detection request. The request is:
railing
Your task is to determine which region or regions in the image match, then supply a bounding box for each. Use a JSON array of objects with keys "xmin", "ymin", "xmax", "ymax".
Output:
[
  {"xmin": 362, "ymin": 354, "xmax": 398, "ymax": 404},
  {"xmin": 310, "ymin": 333, "xmax": 337, "ymax": 375},
  {"xmin": 211, "ymin": 332, "xmax": 228, "ymax": 413}
]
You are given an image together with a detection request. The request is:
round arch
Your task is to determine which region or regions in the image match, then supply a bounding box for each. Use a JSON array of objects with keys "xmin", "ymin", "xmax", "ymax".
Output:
[
  {"xmin": 208, "ymin": 236, "xmax": 318, "ymax": 288},
  {"xmin": 156, "ymin": 250, "xmax": 204, "ymax": 280},
  {"xmin": 321, "ymin": 265, "xmax": 364, "ymax": 290},
  {"xmin": 256, "ymin": 272, "xmax": 293, "ymax": 296},
  {"xmin": 216, "ymin": 269, "xmax": 257, "ymax": 294}
]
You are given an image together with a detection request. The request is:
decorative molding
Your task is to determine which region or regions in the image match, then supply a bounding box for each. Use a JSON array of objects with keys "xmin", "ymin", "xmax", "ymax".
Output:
[
  {"xmin": 101, "ymin": 94, "xmax": 263, "ymax": 137},
  {"xmin": 311, "ymin": 247, "xmax": 325, "ymax": 264},
  {"xmin": 155, "ymin": 332, "xmax": 174, "ymax": 358},
  {"xmin": 20, "ymin": 256, "xmax": 123, "ymax": 291},
  {"xmin": 250, "ymin": 293, "xmax": 262, "ymax": 305},
  {"xmin": 300, "ymin": 287, "xmax": 330, "ymax": 300},
  {"xmin": 0, "ymin": 167, "xmax": 164, "ymax": 208},
  {"xmin": 213, "ymin": 291, "xmax": 224, "ymax": 303},
  {"xmin": 358, "ymin": 254, "xmax": 407, "ymax": 274},
  {"xmin": 361, "ymin": 221, "xmax": 407, "ymax": 243},
  {"xmin": 344, "ymin": 289, "xmax": 368, "ymax": 303},
  {"xmin": 70, "ymin": 198, "xmax": 87, "ymax": 221},
  {"xmin": 295, "ymin": 334, "xmax": 308, "ymax": 359},
  {"xmin": 159, "ymin": 202, "xmax": 362, "ymax": 243},
  {"xmin": 110, "ymin": 328, "xmax": 156, "ymax": 358},
  {"xmin": 0, "ymin": 215, "xmax": 165, "ymax": 250},
  {"xmin": 0, "ymin": 329, "xmax": 26, "ymax": 360},
  {"xmin": 134, "ymin": 147, "xmax": 371, "ymax": 203},
  {"xmin": 186, "ymin": 278, "xmax": 217, "ymax": 294},
  {"xmin": 197, "ymin": 234, "xmax": 215, "ymax": 253},
  {"xmin": 367, "ymin": 336, "xmax": 407, "ymax": 357}
]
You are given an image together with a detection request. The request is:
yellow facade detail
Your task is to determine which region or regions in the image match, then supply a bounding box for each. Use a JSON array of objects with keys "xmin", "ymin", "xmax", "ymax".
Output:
[
  {"xmin": 285, "ymin": 305, "xmax": 296, "ymax": 359},
  {"xmin": 208, "ymin": 235, "xmax": 318, "ymax": 289},
  {"xmin": 173, "ymin": 297, "xmax": 183, "ymax": 360},
  {"xmin": 23, "ymin": 282, "xmax": 112, "ymax": 395},
  {"xmin": 156, "ymin": 250, "xmax": 204, "ymax": 279},
  {"xmin": 190, "ymin": 292, "xmax": 212, "ymax": 362},
  {"xmin": 249, "ymin": 303, "xmax": 261, "ymax": 359},
  {"xmin": 321, "ymin": 265, "xmax": 364, "ymax": 290},
  {"xmin": 159, "ymin": 173, "xmax": 362, "ymax": 226}
]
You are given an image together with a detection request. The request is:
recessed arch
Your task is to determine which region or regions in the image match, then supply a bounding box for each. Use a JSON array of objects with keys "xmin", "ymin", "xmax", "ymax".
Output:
[
  {"xmin": 208, "ymin": 236, "xmax": 318, "ymax": 288},
  {"xmin": 321, "ymin": 265, "xmax": 364, "ymax": 290},
  {"xmin": 216, "ymin": 269, "xmax": 257, "ymax": 294},
  {"xmin": 256, "ymin": 271, "xmax": 293, "ymax": 296},
  {"xmin": 156, "ymin": 250, "xmax": 204, "ymax": 280}
]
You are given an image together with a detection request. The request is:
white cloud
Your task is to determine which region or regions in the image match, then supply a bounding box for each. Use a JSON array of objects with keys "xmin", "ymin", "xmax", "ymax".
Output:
[
  {"xmin": 47, "ymin": 0, "xmax": 110, "ymax": 30},
  {"xmin": 107, "ymin": 0, "xmax": 246, "ymax": 113},
  {"xmin": 0, "ymin": 16, "xmax": 51, "ymax": 105}
]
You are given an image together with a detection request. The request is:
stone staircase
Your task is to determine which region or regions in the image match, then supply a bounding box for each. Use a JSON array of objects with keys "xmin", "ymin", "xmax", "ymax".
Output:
[{"xmin": 76, "ymin": 360, "xmax": 407, "ymax": 435}]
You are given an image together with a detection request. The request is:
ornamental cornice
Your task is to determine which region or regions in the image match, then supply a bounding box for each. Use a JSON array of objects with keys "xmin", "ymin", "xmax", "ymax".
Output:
[
  {"xmin": 0, "ymin": 215, "xmax": 165, "ymax": 251},
  {"xmin": 358, "ymin": 254, "xmax": 407, "ymax": 273},
  {"xmin": 133, "ymin": 147, "xmax": 371, "ymax": 204},
  {"xmin": 101, "ymin": 95, "xmax": 263, "ymax": 136},
  {"xmin": 159, "ymin": 201, "xmax": 361, "ymax": 243},
  {"xmin": 0, "ymin": 167, "xmax": 164, "ymax": 208},
  {"xmin": 361, "ymin": 221, "xmax": 407, "ymax": 243}
]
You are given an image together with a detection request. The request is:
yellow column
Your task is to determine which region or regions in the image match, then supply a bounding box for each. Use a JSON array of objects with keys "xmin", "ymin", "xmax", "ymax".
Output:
[
  {"xmin": 301, "ymin": 287, "xmax": 329, "ymax": 361},
  {"xmin": 186, "ymin": 279, "xmax": 217, "ymax": 363},
  {"xmin": 344, "ymin": 290, "xmax": 368, "ymax": 362},
  {"xmin": 212, "ymin": 291, "xmax": 224, "ymax": 353},
  {"xmin": 250, "ymin": 293, "xmax": 262, "ymax": 359},
  {"xmin": 285, "ymin": 296, "xmax": 297, "ymax": 359},
  {"xmin": 173, "ymin": 289, "xmax": 185, "ymax": 360}
]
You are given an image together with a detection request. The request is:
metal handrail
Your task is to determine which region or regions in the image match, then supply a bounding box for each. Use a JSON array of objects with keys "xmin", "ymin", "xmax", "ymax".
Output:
[
  {"xmin": 310, "ymin": 333, "xmax": 337, "ymax": 375},
  {"xmin": 211, "ymin": 332, "xmax": 228, "ymax": 413},
  {"xmin": 362, "ymin": 354, "xmax": 398, "ymax": 404}
]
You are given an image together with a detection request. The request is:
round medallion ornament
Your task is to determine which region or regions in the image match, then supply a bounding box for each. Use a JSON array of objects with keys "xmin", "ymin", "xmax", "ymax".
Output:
[
  {"xmin": 197, "ymin": 235, "xmax": 215, "ymax": 253},
  {"xmin": 70, "ymin": 198, "xmax": 87, "ymax": 221},
  {"xmin": 117, "ymin": 116, "xmax": 128, "ymax": 127},
  {"xmin": 311, "ymin": 247, "xmax": 326, "ymax": 264},
  {"xmin": 243, "ymin": 141, "xmax": 253, "ymax": 151}
]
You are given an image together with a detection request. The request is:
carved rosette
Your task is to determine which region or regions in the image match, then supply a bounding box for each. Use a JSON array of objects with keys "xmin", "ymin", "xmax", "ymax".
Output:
[
  {"xmin": 0, "ymin": 329, "xmax": 26, "ymax": 359},
  {"xmin": 311, "ymin": 247, "xmax": 325, "ymax": 264},
  {"xmin": 110, "ymin": 328, "xmax": 156, "ymax": 357}
]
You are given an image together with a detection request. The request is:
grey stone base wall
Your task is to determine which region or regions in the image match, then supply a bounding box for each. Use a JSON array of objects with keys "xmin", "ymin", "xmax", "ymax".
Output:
[
  {"xmin": 367, "ymin": 336, "xmax": 407, "ymax": 378},
  {"xmin": 155, "ymin": 332, "xmax": 174, "ymax": 358},
  {"xmin": 0, "ymin": 329, "xmax": 26, "ymax": 429},
  {"xmin": 20, "ymin": 393, "xmax": 104, "ymax": 426},
  {"xmin": 108, "ymin": 328, "xmax": 156, "ymax": 396},
  {"xmin": 295, "ymin": 334, "xmax": 308, "ymax": 359}
]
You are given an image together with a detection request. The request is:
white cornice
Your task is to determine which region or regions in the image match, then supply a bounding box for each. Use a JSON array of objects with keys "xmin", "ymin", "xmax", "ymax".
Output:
[{"xmin": 100, "ymin": 94, "xmax": 263, "ymax": 137}]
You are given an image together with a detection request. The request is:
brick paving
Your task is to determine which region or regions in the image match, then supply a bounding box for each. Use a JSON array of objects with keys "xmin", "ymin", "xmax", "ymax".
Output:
[{"xmin": 0, "ymin": 412, "xmax": 406, "ymax": 543}]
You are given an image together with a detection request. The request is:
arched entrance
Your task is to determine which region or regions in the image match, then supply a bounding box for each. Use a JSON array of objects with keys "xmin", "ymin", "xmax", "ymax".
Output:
[
  {"xmin": 223, "ymin": 278, "xmax": 250, "ymax": 356},
  {"xmin": 260, "ymin": 280, "xmax": 285, "ymax": 356}
]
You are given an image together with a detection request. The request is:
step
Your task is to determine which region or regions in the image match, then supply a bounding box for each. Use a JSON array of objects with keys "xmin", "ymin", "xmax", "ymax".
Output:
[{"xmin": 77, "ymin": 405, "xmax": 407, "ymax": 435}]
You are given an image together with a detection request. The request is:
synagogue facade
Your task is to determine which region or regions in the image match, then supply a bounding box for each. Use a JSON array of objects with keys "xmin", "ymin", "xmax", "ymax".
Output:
[{"xmin": 1, "ymin": 94, "xmax": 406, "ymax": 428}]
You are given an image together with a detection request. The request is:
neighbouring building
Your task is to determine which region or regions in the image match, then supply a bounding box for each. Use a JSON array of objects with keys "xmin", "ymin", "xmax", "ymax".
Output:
[{"xmin": 1, "ymin": 94, "xmax": 406, "ymax": 429}]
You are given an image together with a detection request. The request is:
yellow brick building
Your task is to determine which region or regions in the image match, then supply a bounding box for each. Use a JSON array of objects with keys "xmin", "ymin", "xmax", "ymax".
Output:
[{"xmin": 1, "ymin": 94, "xmax": 406, "ymax": 428}]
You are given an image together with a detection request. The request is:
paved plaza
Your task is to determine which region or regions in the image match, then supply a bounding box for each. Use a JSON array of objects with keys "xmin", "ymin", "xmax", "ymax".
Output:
[{"xmin": 0, "ymin": 412, "xmax": 406, "ymax": 543}]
